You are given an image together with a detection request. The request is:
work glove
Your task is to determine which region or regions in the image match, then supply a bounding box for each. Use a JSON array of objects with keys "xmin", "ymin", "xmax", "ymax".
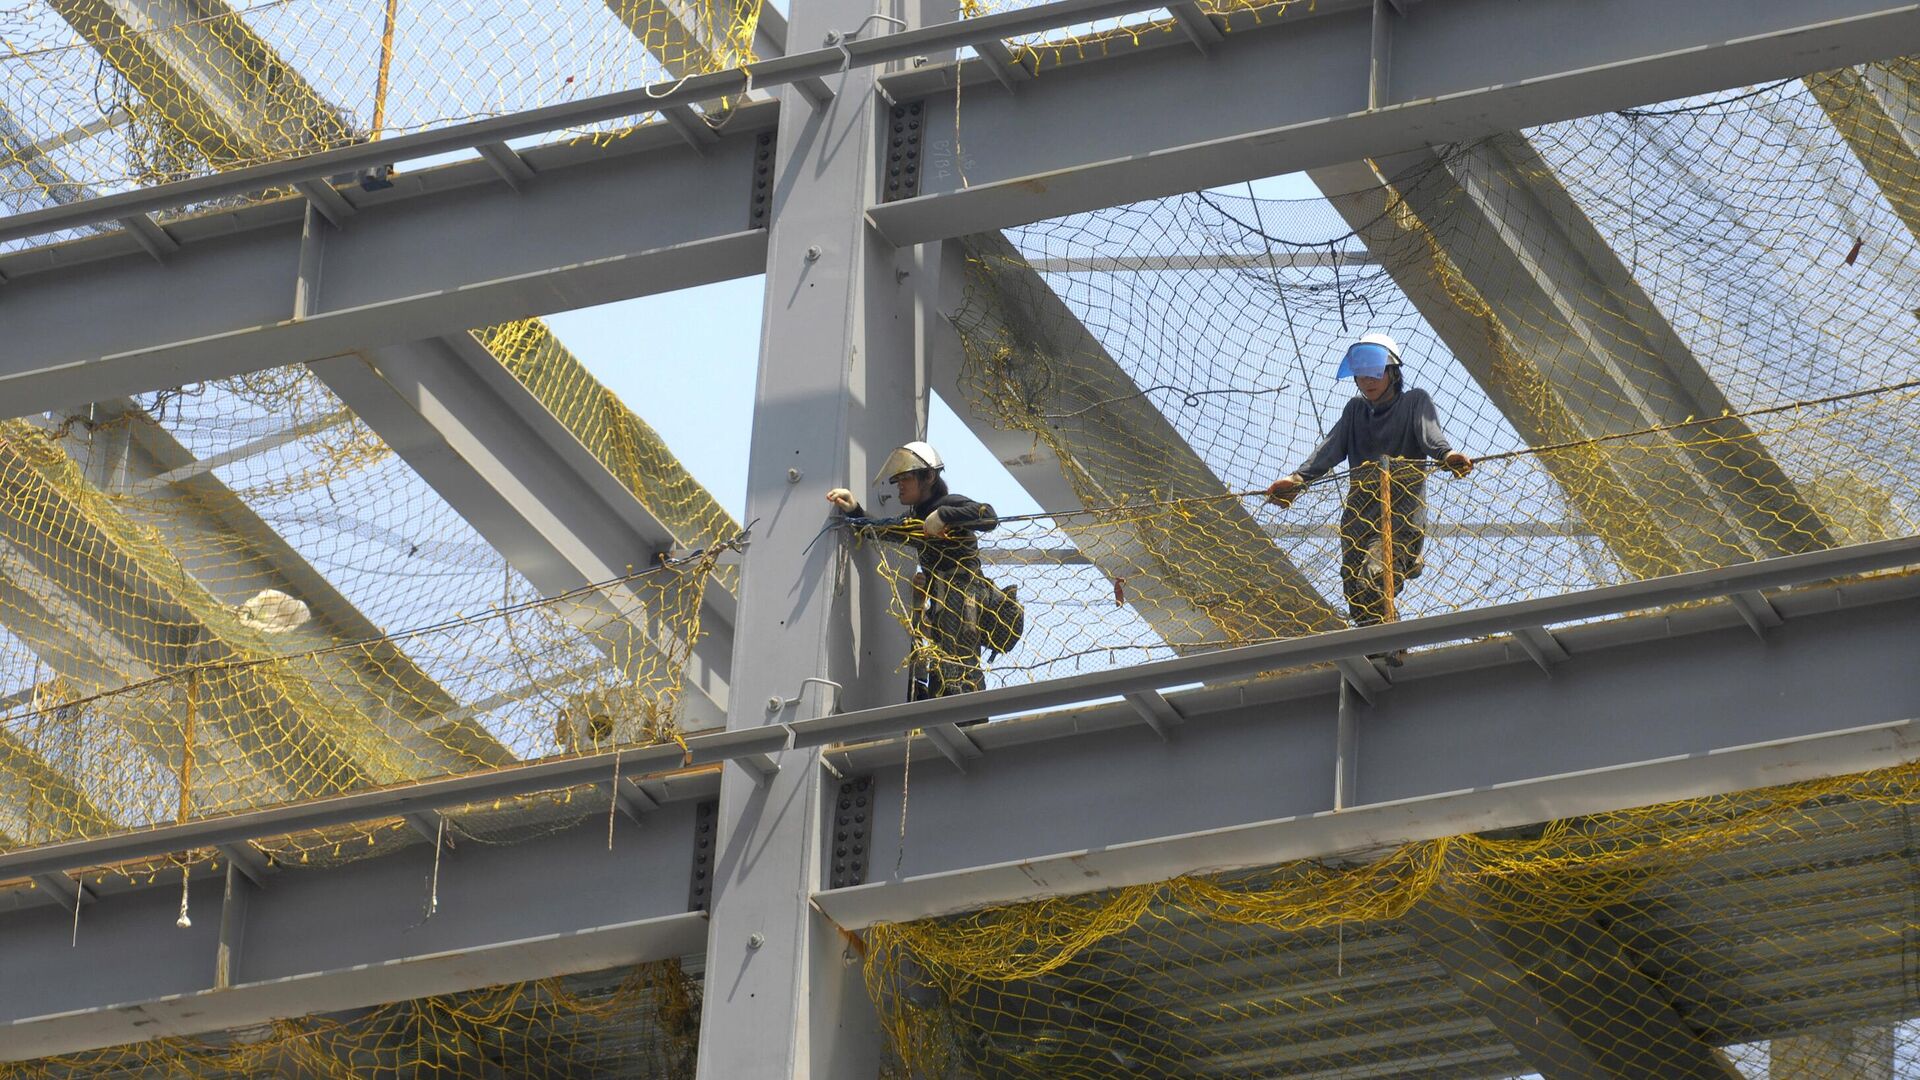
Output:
[
  {"xmin": 1442, "ymin": 452, "xmax": 1473, "ymax": 478},
  {"xmin": 922, "ymin": 508, "xmax": 951, "ymax": 537},
  {"xmin": 1265, "ymin": 474, "xmax": 1306, "ymax": 508},
  {"xmin": 826, "ymin": 487, "xmax": 857, "ymax": 512}
]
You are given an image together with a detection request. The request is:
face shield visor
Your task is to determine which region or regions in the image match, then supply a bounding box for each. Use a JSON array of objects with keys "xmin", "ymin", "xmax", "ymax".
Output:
[
  {"xmin": 1335, "ymin": 342, "xmax": 1393, "ymax": 380},
  {"xmin": 872, "ymin": 446, "xmax": 938, "ymax": 488}
]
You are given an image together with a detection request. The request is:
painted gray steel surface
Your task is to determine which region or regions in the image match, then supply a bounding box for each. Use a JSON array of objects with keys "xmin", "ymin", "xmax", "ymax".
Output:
[{"xmin": 0, "ymin": 0, "xmax": 1917, "ymax": 1071}]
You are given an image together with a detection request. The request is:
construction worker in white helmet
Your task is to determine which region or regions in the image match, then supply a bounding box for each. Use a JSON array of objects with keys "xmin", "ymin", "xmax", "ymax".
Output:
[
  {"xmin": 1267, "ymin": 334, "xmax": 1472, "ymax": 647},
  {"xmin": 828, "ymin": 441, "xmax": 1001, "ymax": 699}
]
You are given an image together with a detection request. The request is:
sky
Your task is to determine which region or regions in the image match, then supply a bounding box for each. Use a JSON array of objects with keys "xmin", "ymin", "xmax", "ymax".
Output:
[{"xmin": 545, "ymin": 174, "xmax": 1324, "ymax": 522}]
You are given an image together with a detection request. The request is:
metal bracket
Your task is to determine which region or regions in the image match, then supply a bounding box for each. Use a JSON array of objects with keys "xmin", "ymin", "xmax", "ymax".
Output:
[
  {"xmin": 688, "ymin": 799, "xmax": 718, "ymax": 912},
  {"xmin": 1512, "ymin": 625, "xmax": 1569, "ymax": 675},
  {"xmin": 31, "ymin": 872, "xmax": 92, "ymax": 912},
  {"xmin": 118, "ymin": 213, "xmax": 179, "ymax": 262},
  {"xmin": 1728, "ymin": 590, "xmax": 1784, "ymax": 639},
  {"xmin": 217, "ymin": 841, "xmax": 273, "ymax": 888},
  {"xmin": 1334, "ymin": 655, "xmax": 1392, "ymax": 706},
  {"xmin": 749, "ymin": 131, "xmax": 775, "ymax": 229},
  {"xmin": 975, "ymin": 40, "xmax": 1034, "ymax": 92},
  {"xmin": 1123, "ymin": 689, "xmax": 1184, "ymax": 741},
  {"xmin": 827, "ymin": 775, "xmax": 875, "ymax": 888},
  {"xmin": 294, "ymin": 179, "xmax": 357, "ymax": 228},
  {"xmin": 606, "ymin": 774, "xmax": 660, "ymax": 824},
  {"xmin": 402, "ymin": 812, "xmax": 442, "ymax": 843},
  {"xmin": 793, "ymin": 75, "xmax": 836, "ymax": 107},
  {"xmin": 733, "ymin": 752, "xmax": 781, "ymax": 787},
  {"xmin": 882, "ymin": 101, "xmax": 925, "ymax": 203},
  {"xmin": 920, "ymin": 722, "xmax": 982, "ymax": 771},
  {"xmin": 476, "ymin": 141, "xmax": 536, "ymax": 190},
  {"xmin": 659, "ymin": 105, "xmax": 721, "ymax": 154},
  {"xmin": 1168, "ymin": 1, "xmax": 1224, "ymax": 53}
]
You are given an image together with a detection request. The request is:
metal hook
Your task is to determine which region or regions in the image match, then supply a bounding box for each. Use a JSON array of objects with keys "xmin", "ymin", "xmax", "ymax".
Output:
[{"xmin": 766, "ymin": 677, "xmax": 844, "ymax": 718}]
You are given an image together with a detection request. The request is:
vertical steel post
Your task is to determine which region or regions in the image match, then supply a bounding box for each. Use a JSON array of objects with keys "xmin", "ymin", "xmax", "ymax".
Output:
[
  {"xmin": 1368, "ymin": 0, "xmax": 1393, "ymax": 111},
  {"xmin": 690, "ymin": 0, "xmax": 922, "ymax": 1069},
  {"xmin": 178, "ymin": 669, "xmax": 198, "ymax": 823},
  {"xmin": 1333, "ymin": 677, "xmax": 1358, "ymax": 810},
  {"xmin": 1380, "ymin": 460, "xmax": 1397, "ymax": 623}
]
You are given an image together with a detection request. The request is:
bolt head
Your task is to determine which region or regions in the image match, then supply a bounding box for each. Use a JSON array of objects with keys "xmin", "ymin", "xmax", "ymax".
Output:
[
  {"xmin": 766, "ymin": 695, "xmax": 784, "ymax": 714},
  {"xmin": 748, "ymin": 931, "xmax": 766, "ymax": 949},
  {"xmin": 787, "ymin": 467, "xmax": 803, "ymax": 483},
  {"xmin": 805, "ymin": 245, "xmax": 823, "ymax": 262}
]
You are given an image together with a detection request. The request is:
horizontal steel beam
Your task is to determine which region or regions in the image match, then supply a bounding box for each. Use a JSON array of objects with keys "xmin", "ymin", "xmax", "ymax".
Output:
[
  {"xmin": 0, "ymin": 725, "xmax": 770, "ymax": 884},
  {"xmin": 867, "ymin": 0, "xmax": 1920, "ymax": 243},
  {"xmin": 2, "ymin": 537, "xmax": 1912, "ymax": 889},
  {"xmin": 814, "ymin": 569, "xmax": 1920, "ymax": 928},
  {"xmin": 1021, "ymin": 250, "xmax": 1375, "ymax": 272},
  {"xmin": 0, "ymin": 803, "xmax": 711, "ymax": 1059},
  {"xmin": 791, "ymin": 534, "xmax": 1920, "ymax": 745},
  {"xmin": 0, "ymin": 121, "xmax": 769, "ymax": 417},
  {"xmin": 1, "ymin": 575, "xmax": 1912, "ymax": 1052},
  {"xmin": 0, "ymin": 0, "xmax": 1188, "ymax": 246}
]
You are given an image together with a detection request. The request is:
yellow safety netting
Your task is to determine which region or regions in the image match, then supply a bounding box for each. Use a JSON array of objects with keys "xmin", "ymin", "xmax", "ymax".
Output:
[
  {"xmin": 0, "ymin": 368, "xmax": 731, "ymax": 866},
  {"xmin": 948, "ymin": 0, "xmax": 1305, "ymax": 65},
  {"xmin": 480, "ymin": 319, "xmax": 743, "ymax": 594},
  {"xmin": 0, "ymin": 0, "xmax": 746, "ymax": 867},
  {"xmin": 854, "ymin": 383, "xmax": 1913, "ymax": 686},
  {"xmin": 0, "ymin": 0, "xmax": 763, "ymax": 207},
  {"xmin": 855, "ymin": 60, "xmax": 1920, "ymax": 691},
  {"xmin": 864, "ymin": 758, "xmax": 1920, "ymax": 1078},
  {"xmin": 851, "ymin": 61, "xmax": 1920, "ymax": 1076},
  {"xmin": 2, "ymin": 959, "xmax": 700, "ymax": 1078}
]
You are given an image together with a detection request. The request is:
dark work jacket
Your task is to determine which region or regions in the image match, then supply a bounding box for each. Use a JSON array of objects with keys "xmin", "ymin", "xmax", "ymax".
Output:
[
  {"xmin": 1293, "ymin": 388, "xmax": 1455, "ymax": 482},
  {"xmin": 843, "ymin": 492, "xmax": 999, "ymax": 578}
]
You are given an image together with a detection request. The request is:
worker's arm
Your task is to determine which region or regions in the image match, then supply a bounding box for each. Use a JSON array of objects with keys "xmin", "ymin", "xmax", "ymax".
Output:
[
  {"xmin": 924, "ymin": 495, "xmax": 998, "ymax": 538},
  {"xmin": 826, "ymin": 489, "xmax": 915, "ymax": 542},
  {"xmin": 826, "ymin": 488, "xmax": 867, "ymax": 517},
  {"xmin": 1269, "ymin": 407, "xmax": 1352, "ymax": 505}
]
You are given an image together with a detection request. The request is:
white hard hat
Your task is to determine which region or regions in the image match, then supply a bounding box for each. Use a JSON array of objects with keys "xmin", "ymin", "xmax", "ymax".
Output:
[
  {"xmin": 1335, "ymin": 332, "xmax": 1403, "ymax": 378},
  {"xmin": 1356, "ymin": 331, "xmax": 1401, "ymax": 362},
  {"xmin": 872, "ymin": 440, "xmax": 945, "ymax": 487}
]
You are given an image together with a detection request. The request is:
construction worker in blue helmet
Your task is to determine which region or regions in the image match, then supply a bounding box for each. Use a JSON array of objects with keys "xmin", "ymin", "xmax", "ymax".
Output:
[
  {"xmin": 1267, "ymin": 334, "xmax": 1472, "ymax": 646},
  {"xmin": 828, "ymin": 441, "xmax": 1001, "ymax": 700}
]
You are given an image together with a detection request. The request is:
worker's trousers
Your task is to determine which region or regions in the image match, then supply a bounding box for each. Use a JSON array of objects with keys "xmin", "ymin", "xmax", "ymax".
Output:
[
  {"xmin": 1338, "ymin": 466, "xmax": 1430, "ymax": 627},
  {"xmin": 910, "ymin": 570, "xmax": 987, "ymax": 700}
]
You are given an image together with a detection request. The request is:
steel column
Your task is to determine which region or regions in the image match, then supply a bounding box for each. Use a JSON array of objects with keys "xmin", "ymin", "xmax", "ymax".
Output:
[{"xmin": 688, "ymin": 0, "xmax": 919, "ymax": 1070}]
